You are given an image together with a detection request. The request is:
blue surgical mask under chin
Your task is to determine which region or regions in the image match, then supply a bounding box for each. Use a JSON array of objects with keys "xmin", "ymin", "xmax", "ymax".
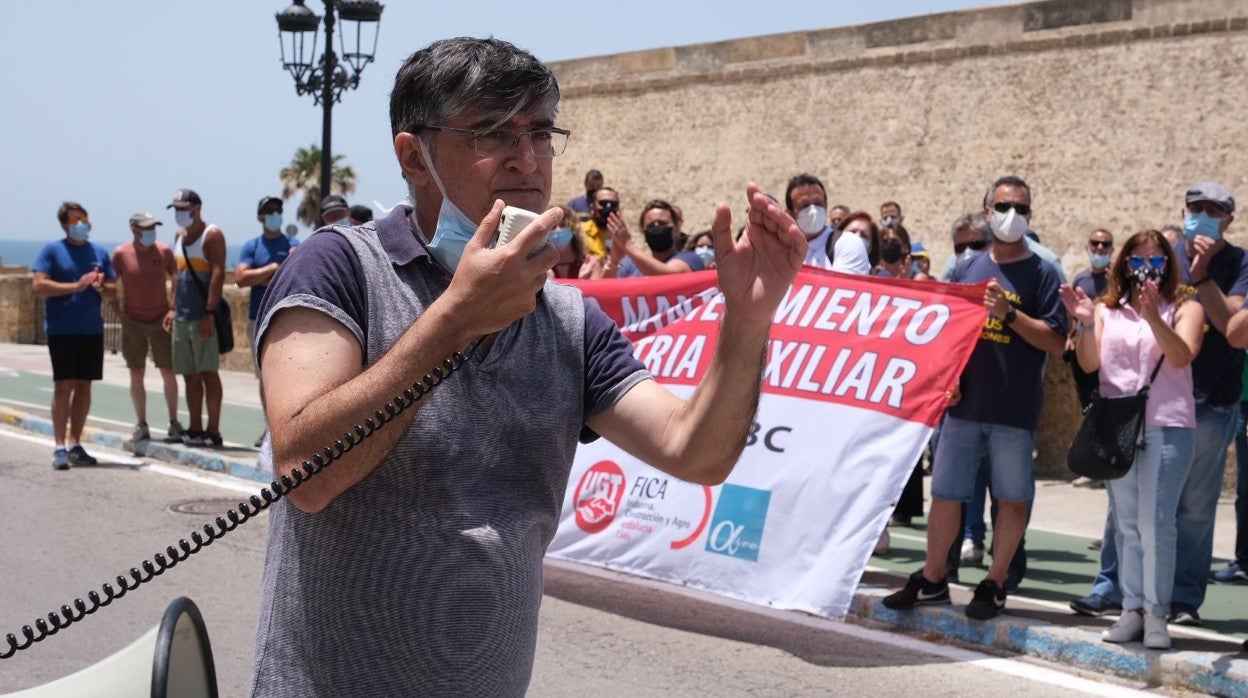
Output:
[
  {"xmin": 1089, "ymin": 252, "xmax": 1112, "ymax": 269},
  {"xmin": 419, "ymin": 139, "xmax": 479, "ymax": 273},
  {"xmin": 68, "ymin": 221, "xmax": 91, "ymax": 241},
  {"xmin": 264, "ymin": 212, "xmax": 283, "ymax": 232},
  {"xmin": 1184, "ymin": 211, "xmax": 1222, "ymax": 242}
]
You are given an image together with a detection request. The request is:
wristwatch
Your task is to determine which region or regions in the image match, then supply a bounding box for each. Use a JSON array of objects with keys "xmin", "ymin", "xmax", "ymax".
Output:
[{"xmin": 1003, "ymin": 307, "xmax": 1018, "ymax": 325}]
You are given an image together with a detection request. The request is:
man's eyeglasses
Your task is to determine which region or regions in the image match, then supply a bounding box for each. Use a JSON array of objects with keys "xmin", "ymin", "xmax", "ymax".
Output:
[
  {"xmin": 992, "ymin": 201, "xmax": 1032, "ymax": 217},
  {"xmin": 1127, "ymin": 255, "xmax": 1166, "ymax": 271},
  {"xmin": 420, "ymin": 126, "xmax": 571, "ymax": 158},
  {"xmin": 1088, "ymin": 240, "xmax": 1112, "ymax": 249},
  {"xmin": 954, "ymin": 239, "xmax": 989, "ymax": 254}
]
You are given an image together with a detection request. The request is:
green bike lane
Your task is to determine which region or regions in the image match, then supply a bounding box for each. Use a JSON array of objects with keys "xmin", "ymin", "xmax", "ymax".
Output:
[{"xmin": 869, "ymin": 515, "xmax": 1248, "ymax": 640}]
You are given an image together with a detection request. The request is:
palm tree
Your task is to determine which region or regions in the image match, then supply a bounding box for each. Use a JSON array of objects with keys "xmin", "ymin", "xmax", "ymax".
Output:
[{"xmin": 278, "ymin": 145, "xmax": 358, "ymax": 227}]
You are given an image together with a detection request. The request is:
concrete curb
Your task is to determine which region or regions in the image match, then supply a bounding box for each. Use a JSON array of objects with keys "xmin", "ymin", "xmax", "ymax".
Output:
[
  {"xmin": 4, "ymin": 403, "xmax": 1246, "ymax": 696},
  {"xmin": 0, "ymin": 405, "xmax": 271, "ymax": 486},
  {"xmin": 851, "ymin": 590, "xmax": 1248, "ymax": 697}
]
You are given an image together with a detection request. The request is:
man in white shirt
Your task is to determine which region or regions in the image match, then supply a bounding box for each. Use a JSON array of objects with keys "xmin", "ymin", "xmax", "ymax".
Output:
[{"xmin": 784, "ymin": 173, "xmax": 870, "ymax": 274}]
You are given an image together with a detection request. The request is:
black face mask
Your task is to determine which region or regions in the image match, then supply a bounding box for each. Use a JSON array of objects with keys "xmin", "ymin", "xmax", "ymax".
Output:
[
  {"xmin": 1129, "ymin": 265, "xmax": 1165, "ymax": 287},
  {"xmin": 880, "ymin": 239, "xmax": 905, "ymax": 264},
  {"xmin": 644, "ymin": 224, "xmax": 675, "ymax": 253},
  {"xmin": 593, "ymin": 199, "xmax": 618, "ymax": 226}
]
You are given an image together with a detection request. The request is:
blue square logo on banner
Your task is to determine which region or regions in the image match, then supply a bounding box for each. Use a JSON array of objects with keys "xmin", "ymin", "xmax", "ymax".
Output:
[{"xmin": 705, "ymin": 484, "xmax": 771, "ymax": 562}]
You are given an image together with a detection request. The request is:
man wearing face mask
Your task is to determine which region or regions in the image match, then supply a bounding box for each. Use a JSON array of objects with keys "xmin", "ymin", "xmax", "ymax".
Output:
[
  {"xmin": 111, "ymin": 212, "xmax": 181, "ymax": 445},
  {"xmin": 1066, "ymin": 229, "xmax": 1114, "ymax": 413},
  {"xmin": 784, "ymin": 173, "xmax": 870, "ymax": 274},
  {"xmin": 319, "ymin": 194, "xmax": 351, "ymax": 227},
  {"xmin": 168, "ymin": 188, "xmax": 227, "ymax": 448},
  {"xmin": 1078, "ymin": 181, "xmax": 1248, "ymax": 626},
  {"xmin": 246, "ymin": 37, "xmax": 806, "ymax": 696},
  {"xmin": 938, "ymin": 212, "xmax": 991, "ymax": 282},
  {"xmin": 567, "ymin": 168, "xmax": 602, "ymax": 224},
  {"xmin": 238, "ymin": 196, "xmax": 300, "ymax": 354},
  {"xmin": 32, "ymin": 201, "xmax": 117, "ymax": 470},
  {"xmin": 580, "ymin": 186, "xmax": 617, "ymax": 259},
  {"xmin": 880, "ymin": 201, "xmax": 904, "ymax": 230},
  {"xmin": 602, "ymin": 198, "xmax": 705, "ymax": 277},
  {"xmin": 885, "ymin": 175, "xmax": 1066, "ymax": 621}
]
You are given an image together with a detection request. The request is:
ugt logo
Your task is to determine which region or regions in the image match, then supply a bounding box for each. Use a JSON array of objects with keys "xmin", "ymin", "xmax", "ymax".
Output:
[
  {"xmin": 705, "ymin": 484, "xmax": 771, "ymax": 562},
  {"xmin": 572, "ymin": 461, "xmax": 626, "ymax": 534}
]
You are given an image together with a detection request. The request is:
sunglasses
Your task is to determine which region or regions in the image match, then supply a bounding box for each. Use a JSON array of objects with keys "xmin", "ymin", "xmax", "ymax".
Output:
[
  {"xmin": 1087, "ymin": 240, "xmax": 1112, "ymax": 249},
  {"xmin": 1126, "ymin": 255, "xmax": 1166, "ymax": 271},
  {"xmin": 954, "ymin": 239, "xmax": 989, "ymax": 254},
  {"xmin": 992, "ymin": 201, "xmax": 1031, "ymax": 217}
]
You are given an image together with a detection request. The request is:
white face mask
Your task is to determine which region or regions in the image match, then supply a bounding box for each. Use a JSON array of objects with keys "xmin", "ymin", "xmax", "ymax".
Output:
[
  {"xmin": 990, "ymin": 207, "xmax": 1028, "ymax": 243},
  {"xmin": 796, "ymin": 204, "xmax": 827, "ymax": 238},
  {"xmin": 175, "ymin": 209, "xmax": 194, "ymax": 228}
]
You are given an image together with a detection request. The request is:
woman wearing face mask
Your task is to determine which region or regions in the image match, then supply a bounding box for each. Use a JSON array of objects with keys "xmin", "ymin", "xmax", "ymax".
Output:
[
  {"xmin": 548, "ymin": 205, "xmax": 599, "ymax": 280},
  {"xmin": 603, "ymin": 199, "xmax": 706, "ymax": 278},
  {"xmin": 837, "ymin": 212, "xmax": 880, "ymax": 270},
  {"xmin": 1060, "ymin": 229, "xmax": 1203, "ymax": 650},
  {"xmin": 684, "ymin": 230, "xmax": 716, "ymax": 269},
  {"xmin": 875, "ymin": 224, "xmax": 913, "ymax": 278}
]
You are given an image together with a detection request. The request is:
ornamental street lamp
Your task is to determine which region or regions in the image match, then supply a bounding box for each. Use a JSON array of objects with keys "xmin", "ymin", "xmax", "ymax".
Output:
[{"xmin": 275, "ymin": 0, "xmax": 384, "ymax": 203}]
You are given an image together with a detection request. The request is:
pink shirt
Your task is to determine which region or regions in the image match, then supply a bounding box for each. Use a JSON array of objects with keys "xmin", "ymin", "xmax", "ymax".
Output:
[
  {"xmin": 1096, "ymin": 299, "xmax": 1195, "ymax": 428},
  {"xmin": 111, "ymin": 241, "xmax": 175, "ymax": 322}
]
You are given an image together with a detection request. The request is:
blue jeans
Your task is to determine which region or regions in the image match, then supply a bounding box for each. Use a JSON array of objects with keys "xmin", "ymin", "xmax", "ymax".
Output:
[
  {"xmin": 964, "ymin": 461, "xmax": 988, "ymax": 544},
  {"xmin": 1093, "ymin": 403, "xmax": 1236, "ymax": 610},
  {"xmin": 1234, "ymin": 401, "xmax": 1248, "ymax": 566},
  {"xmin": 1107, "ymin": 425, "xmax": 1194, "ymax": 617}
]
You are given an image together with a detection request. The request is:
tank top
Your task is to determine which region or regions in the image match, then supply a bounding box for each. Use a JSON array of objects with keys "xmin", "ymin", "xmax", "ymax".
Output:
[{"xmin": 173, "ymin": 228, "xmax": 215, "ymax": 321}]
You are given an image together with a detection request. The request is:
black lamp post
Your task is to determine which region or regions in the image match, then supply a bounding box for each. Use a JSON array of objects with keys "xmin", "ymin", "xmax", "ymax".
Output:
[{"xmin": 275, "ymin": 0, "xmax": 384, "ymax": 203}]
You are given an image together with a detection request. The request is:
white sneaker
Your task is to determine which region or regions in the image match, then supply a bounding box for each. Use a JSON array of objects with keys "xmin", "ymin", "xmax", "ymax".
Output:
[
  {"xmin": 874, "ymin": 529, "xmax": 891, "ymax": 556},
  {"xmin": 960, "ymin": 540, "xmax": 985, "ymax": 565},
  {"xmin": 1102, "ymin": 609, "xmax": 1144, "ymax": 643},
  {"xmin": 1143, "ymin": 613, "xmax": 1170, "ymax": 650}
]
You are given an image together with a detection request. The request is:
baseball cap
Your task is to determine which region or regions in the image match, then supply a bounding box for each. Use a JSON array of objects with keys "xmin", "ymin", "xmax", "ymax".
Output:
[
  {"xmin": 909, "ymin": 241, "xmax": 929, "ymax": 258},
  {"xmin": 321, "ymin": 194, "xmax": 349, "ymax": 215},
  {"xmin": 167, "ymin": 188, "xmax": 202, "ymax": 209},
  {"xmin": 257, "ymin": 196, "xmax": 283, "ymax": 214},
  {"xmin": 1185, "ymin": 181, "xmax": 1235, "ymax": 214},
  {"xmin": 129, "ymin": 212, "xmax": 162, "ymax": 228}
]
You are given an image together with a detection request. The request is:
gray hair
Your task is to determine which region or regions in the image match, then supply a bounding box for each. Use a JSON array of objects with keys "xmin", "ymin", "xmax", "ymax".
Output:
[
  {"xmin": 949, "ymin": 212, "xmax": 992, "ymax": 241},
  {"xmin": 389, "ymin": 37, "xmax": 561, "ymax": 142}
]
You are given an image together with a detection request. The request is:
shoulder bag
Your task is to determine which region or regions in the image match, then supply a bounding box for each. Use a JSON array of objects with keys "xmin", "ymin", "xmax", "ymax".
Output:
[
  {"xmin": 179, "ymin": 236, "xmax": 234, "ymax": 354},
  {"xmin": 1066, "ymin": 354, "xmax": 1164, "ymax": 480}
]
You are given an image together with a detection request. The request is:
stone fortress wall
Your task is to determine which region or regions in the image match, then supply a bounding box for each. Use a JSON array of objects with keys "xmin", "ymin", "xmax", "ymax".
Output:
[
  {"xmin": 549, "ymin": 0, "xmax": 1248, "ymax": 273},
  {"xmin": 547, "ymin": 0, "xmax": 1247, "ymax": 477}
]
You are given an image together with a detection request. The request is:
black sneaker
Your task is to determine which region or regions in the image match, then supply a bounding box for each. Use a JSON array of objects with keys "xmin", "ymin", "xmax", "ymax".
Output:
[
  {"xmin": 67, "ymin": 445, "xmax": 98, "ymax": 466},
  {"xmin": 1168, "ymin": 608, "xmax": 1202, "ymax": 626},
  {"xmin": 882, "ymin": 570, "xmax": 950, "ymax": 610},
  {"xmin": 1069, "ymin": 594, "xmax": 1123, "ymax": 617},
  {"xmin": 966, "ymin": 578, "xmax": 1007, "ymax": 620},
  {"xmin": 204, "ymin": 431, "xmax": 224, "ymax": 448}
]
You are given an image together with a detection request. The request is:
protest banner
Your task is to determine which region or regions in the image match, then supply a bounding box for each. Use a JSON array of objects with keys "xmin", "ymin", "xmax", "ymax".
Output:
[{"xmin": 547, "ymin": 267, "xmax": 987, "ymax": 618}]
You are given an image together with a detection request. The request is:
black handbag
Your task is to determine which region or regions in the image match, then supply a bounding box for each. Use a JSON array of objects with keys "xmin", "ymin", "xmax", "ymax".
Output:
[
  {"xmin": 1066, "ymin": 356, "xmax": 1164, "ymax": 480},
  {"xmin": 180, "ymin": 241, "xmax": 234, "ymax": 354}
]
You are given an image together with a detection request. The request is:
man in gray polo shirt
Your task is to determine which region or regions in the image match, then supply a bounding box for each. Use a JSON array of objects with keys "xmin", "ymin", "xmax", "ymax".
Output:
[{"xmin": 248, "ymin": 37, "xmax": 806, "ymax": 697}]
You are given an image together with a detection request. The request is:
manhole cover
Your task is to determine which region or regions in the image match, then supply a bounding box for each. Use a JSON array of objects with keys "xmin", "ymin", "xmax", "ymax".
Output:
[{"xmin": 169, "ymin": 497, "xmax": 263, "ymax": 516}]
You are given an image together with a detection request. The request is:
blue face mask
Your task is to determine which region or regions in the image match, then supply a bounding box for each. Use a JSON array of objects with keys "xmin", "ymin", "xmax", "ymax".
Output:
[
  {"xmin": 696, "ymin": 245, "xmax": 715, "ymax": 266},
  {"xmin": 68, "ymin": 220, "xmax": 91, "ymax": 241},
  {"xmin": 1184, "ymin": 211, "xmax": 1222, "ymax": 242},
  {"xmin": 139, "ymin": 229, "xmax": 157, "ymax": 247},
  {"xmin": 264, "ymin": 212, "xmax": 283, "ymax": 232},
  {"xmin": 419, "ymin": 139, "xmax": 479, "ymax": 273},
  {"xmin": 548, "ymin": 228, "xmax": 573, "ymax": 250},
  {"xmin": 1089, "ymin": 252, "xmax": 1112, "ymax": 269}
]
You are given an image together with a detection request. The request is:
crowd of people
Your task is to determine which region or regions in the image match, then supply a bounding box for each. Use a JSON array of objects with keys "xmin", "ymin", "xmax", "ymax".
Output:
[{"xmin": 27, "ymin": 36, "xmax": 1246, "ymax": 691}]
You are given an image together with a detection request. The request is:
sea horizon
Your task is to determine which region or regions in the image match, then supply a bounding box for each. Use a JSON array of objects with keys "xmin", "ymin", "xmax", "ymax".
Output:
[{"xmin": 1, "ymin": 237, "xmax": 252, "ymax": 270}]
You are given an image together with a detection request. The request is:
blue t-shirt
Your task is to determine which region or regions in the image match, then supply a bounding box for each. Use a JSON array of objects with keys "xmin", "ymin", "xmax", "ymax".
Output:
[
  {"xmin": 1173, "ymin": 242, "xmax": 1248, "ymax": 406},
  {"xmin": 617, "ymin": 250, "xmax": 705, "ymax": 278},
  {"xmin": 238, "ymin": 233, "xmax": 299, "ymax": 319},
  {"xmin": 949, "ymin": 251, "xmax": 1066, "ymax": 430},
  {"xmin": 1071, "ymin": 268, "xmax": 1108, "ymax": 302},
  {"xmin": 32, "ymin": 239, "xmax": 116, "ymax": 336}
]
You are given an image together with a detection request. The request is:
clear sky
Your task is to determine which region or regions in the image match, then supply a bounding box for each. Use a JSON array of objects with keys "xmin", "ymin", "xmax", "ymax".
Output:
[{"xmin": 3, "ymin": 1, "xmax": 1024, "ymax": 246}]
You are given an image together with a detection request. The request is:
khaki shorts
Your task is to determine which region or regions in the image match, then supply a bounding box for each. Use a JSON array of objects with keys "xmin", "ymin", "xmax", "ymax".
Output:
[
  {"xmin": 172, "ymin": 319, "xmax": 220, "ymax": 375},
  {"xmin": 121, "ymin": 315, "xmax": 173, "ymax": 370}
]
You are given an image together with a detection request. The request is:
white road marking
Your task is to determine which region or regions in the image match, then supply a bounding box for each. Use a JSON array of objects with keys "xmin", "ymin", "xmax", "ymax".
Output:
[{"xmin": 548, "ymin": 559, "xmax": 1153, "ymax": 696}]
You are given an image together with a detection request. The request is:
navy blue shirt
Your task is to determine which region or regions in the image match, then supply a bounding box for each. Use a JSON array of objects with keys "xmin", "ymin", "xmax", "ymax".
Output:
[
  {"xmin": 949, "ymin": 251, "xmax": 1067, "ymax": 430},
  {"xmin": 1173, "ymin": 242, "xmax": 1248, "ymax": 406},
  {"xmin": 617, "ymin": 250, "xmax": 705, "ymax": 278},
  {"xmin": 1071, "ymin": 268, "xmax": 1109, "ymax": 302},
  {"xmin": 238, "ymin": 233, "xmax": 298, "ymax": 319},
  {"xmin": 32, "ymin": 239, "xmax": 116, "ymax": 336}
]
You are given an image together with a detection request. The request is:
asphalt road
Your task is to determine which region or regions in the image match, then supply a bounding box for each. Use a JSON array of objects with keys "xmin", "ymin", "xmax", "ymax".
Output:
[{"xmin": 0, "ymin": 426, "xmax": 1173, "ymax": 697}]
